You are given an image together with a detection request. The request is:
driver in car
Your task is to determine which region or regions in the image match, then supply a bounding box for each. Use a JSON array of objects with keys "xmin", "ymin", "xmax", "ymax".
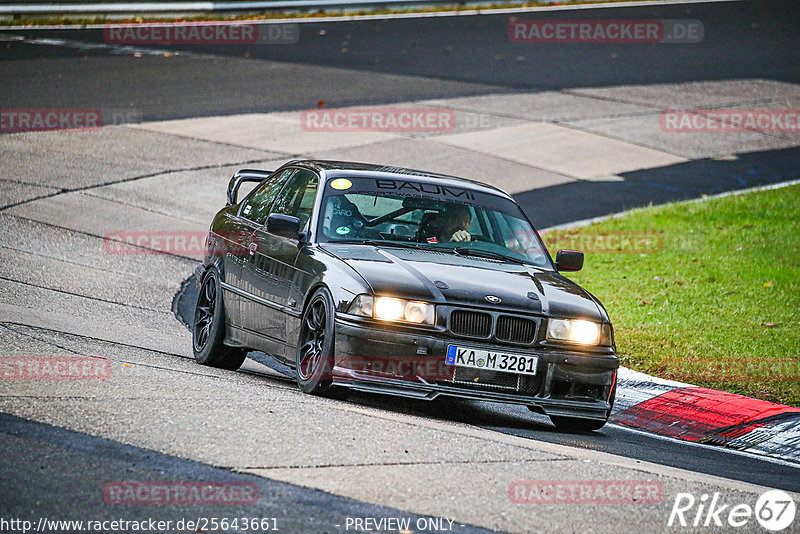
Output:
[{"xmin": 417, "ymin": 203, "xmax": 472, "ymax": 243}]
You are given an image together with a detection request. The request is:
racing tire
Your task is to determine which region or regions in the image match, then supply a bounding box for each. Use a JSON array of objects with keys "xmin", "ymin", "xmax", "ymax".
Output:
[
  {"xmin": 192, "ymin": 268, "xmax": 247, "ymax": 371},
  {"xmin": 295, "ymin": 288, "xmax": 346, "ymax": 398}
]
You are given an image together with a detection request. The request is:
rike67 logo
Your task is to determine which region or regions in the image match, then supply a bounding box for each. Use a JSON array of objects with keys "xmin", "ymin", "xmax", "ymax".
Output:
[{"xmin": 668, "ymin": 490, "xmax": 796, "ymax": 531}]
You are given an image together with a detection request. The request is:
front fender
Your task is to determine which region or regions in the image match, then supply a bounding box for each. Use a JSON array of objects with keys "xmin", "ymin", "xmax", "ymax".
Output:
[{"xmin": 287, "ymin": 246, "xmax": 372, "ymax": 353}]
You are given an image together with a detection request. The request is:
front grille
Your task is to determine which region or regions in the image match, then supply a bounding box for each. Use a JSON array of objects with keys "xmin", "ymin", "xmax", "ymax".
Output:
[
  {"xmin": 452, "ymin": 367, "xmax": 519, "ymax": 391},
  {"xmin": 496, "ymin": 316, "xmax": 537, "ymax": 344},
  {"xmin": 450, "ymin": 310, "xmax": 492, "ymax": 338},
  {"xmin": 448, "ymin": 309, "xmax": 538, "ymax": 345}
]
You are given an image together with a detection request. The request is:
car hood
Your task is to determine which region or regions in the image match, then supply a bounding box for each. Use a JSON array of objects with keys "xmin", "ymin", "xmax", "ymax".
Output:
[{"xmin": 321, "ymin": 244, "xmax": 606, "ymax": 321}]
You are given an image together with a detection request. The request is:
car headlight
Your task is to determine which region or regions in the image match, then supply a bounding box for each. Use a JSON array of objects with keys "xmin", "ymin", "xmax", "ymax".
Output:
[
  {"xmin": 348, "ymin": 295, "xmax": 435, "ymax": 326},
  {"xmin": 547, "ymin": 318, "xmax": 604, "ymax": 345}
]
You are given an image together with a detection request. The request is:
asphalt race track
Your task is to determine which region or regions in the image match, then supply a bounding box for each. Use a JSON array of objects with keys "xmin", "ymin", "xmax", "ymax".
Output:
[
  {"xmin": 3, "ymin": 0, "xmax": 800, "ymax": 117},
  {"xmin": 2, "ymin": 1, "xmax": 800, "ymax": 532},
  {"xmin": 3, "ymin": 0, "xmax": 800, "ymax": 226}
]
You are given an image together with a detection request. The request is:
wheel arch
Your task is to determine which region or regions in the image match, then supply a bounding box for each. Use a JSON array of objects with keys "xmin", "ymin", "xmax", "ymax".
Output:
[{"xmin": 197, "ymin": 257, "xmax": 226, "ymax": 283}]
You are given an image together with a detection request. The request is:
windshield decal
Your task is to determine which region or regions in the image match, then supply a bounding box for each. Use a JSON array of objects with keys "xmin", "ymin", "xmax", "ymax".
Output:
[
  {"xmin": 374, "ymin": 179, "xmax": 475, "ymax": 201},
  {"xmin": 330, "ymin": 178, "xmax": 352, "ymax": 190}
]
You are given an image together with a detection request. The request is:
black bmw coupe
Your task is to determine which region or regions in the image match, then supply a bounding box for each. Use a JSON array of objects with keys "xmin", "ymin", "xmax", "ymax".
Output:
[{"xmin": 193, "ymin": 160, "xmax": 618, "ymax": 431}]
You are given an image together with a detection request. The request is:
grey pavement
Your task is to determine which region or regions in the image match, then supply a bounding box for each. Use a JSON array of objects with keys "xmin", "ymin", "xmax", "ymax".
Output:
[
  {"xmin": 1, "ymin": 409, "xmax": 491, "ymax": 534},
  {"xmin": 0, "ymin": 323, "xmax": 791, "ymax": 533}
]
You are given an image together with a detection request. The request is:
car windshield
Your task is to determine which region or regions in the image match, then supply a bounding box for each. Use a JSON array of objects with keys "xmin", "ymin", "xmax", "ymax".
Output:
[{"xmin": 317, "ymin": 176, "xmax": 552, "ymax": 268}]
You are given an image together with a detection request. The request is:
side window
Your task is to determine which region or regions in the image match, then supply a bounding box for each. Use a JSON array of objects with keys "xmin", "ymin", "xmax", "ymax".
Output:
[
  {"xmin": 272, "ymin": 169, "xmax": 319, "ymax": 229},
  {"xmin": 239, "ymin": 169, "xmax": 294, "ymax": 225}
]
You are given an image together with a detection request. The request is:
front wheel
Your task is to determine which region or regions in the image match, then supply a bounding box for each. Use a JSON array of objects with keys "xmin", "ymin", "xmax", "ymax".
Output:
[
  {"xmin": 295, "ymin": 288, "xmax": 342, "ymax": 397},
  {"xmin": 193, "ymin": 268, "xmax": 247, "ymax": 370},
  {"xmin": 550, "ymin": 416, "xmax": 607, "ymax": 432}
]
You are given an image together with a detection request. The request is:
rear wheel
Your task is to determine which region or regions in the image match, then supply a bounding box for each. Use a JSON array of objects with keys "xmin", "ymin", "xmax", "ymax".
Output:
[
  {"xmin": 193, "ymin": 268, "xmax": 247, "ymax": 370},
  {"xmin": 295, "ymin": 288, "xmax": 344, "ymax": 397}
]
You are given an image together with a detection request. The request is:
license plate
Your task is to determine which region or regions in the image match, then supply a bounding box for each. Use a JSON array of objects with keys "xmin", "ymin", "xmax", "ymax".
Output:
[{"xmin": 445, "ymin": 345, "xmax": 538, "ymax": 375}]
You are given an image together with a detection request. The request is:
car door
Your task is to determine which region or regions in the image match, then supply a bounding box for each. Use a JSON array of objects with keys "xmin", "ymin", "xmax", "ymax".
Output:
[
  {"xmin": 240, "ymin": 168, "xmax": 320, "ymax": 362},
  {"xmin": 228, "ymin": 168, "xmax": 294, "ymax": 341}
]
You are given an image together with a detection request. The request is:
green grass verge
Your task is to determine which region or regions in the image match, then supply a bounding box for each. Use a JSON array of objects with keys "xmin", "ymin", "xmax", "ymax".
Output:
[{"xmin": 547, "ymin": 184, "xmax": 800, "ymax": 407}]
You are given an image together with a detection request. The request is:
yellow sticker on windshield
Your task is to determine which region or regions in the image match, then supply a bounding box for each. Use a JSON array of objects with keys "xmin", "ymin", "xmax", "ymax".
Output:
[{"xmin": 330, "ymin": 178, "xmax": 352, "ymax": 190}]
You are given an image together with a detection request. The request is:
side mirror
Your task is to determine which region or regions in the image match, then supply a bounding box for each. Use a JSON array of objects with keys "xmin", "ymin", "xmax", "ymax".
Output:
[
  {"xmin": 227, "ymin": 169, "xmax": 272, "ymax": 206},
  {"xmin": 266, "ymin": 213, "xmax": 301, "ymax": 240},
  {"xmin": 555, "ymin": 249, "xmax": 584, "ymax": 272}
]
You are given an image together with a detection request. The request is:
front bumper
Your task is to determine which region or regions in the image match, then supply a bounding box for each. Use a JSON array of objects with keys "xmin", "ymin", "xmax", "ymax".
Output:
[{"xmin": 332, "ymin": 316, "xmax": 618, "ymax": 421}]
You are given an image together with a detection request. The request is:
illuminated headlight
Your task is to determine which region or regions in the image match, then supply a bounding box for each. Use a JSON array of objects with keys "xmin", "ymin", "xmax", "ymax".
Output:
[
  {"xmin": 547, "ymin": 319, "xmax": 603, "ymax": 345},
  {"xmin": 348, "ymin": 295, "xmax": 435, "ymax": 326}
]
